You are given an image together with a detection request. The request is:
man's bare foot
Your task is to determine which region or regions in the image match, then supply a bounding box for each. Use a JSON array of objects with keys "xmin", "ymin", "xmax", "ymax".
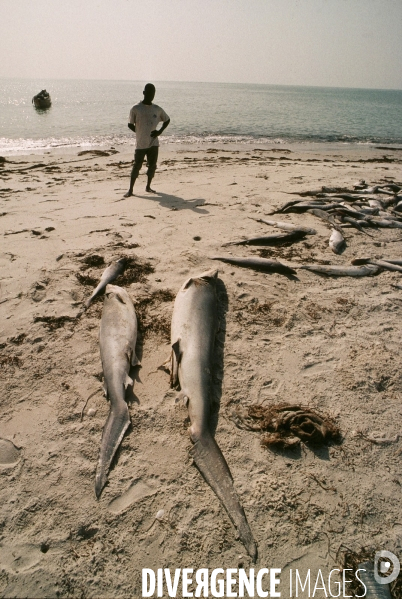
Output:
[
  {"xmin": 124, "ymin": 190, "xmax": 133, "ymax": 197},
  {"xmin": 146, "ymin": 186, "xmax": 157, "ymax": 193}
]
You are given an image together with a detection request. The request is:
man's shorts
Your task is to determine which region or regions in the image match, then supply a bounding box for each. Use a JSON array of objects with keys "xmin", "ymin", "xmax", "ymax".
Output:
[{"xmin": 131, "ymin": 146, "xmax": 159, "ymax": 179}]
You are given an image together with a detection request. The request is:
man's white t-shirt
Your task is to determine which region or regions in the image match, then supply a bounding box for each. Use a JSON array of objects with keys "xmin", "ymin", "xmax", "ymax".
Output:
[{"xmin": 128, "ymin": 102, "xmax": 170, "ymax": 150}]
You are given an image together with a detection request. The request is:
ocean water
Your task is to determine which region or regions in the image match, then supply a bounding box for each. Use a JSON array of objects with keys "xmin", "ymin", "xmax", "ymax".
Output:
[{"xmin": 1, "ymin": 79, "xmax": 402, "ymax": 154}]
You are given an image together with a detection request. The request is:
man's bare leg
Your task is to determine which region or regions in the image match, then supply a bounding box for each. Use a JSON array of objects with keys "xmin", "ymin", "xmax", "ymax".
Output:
[
  {"xmin": 125, "ymin": 150, "xmax": 144, "ymax": 197},
  {"xmin": 124, "ymin": 173, "xmax": 137, "ymax": 197},
  {"xmin": 146, "ymin": 175, "xmax": 156, "ymax": 193}
]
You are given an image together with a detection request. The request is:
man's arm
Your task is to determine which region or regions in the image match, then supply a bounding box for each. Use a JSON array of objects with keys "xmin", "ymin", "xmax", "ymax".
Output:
[
  {"xmin": 128, "ymin": 123, "xmax": 135, "ymax": 133},
  {"xmin": 150, "ymin": 118, "xmax": 170, "ymax": 138}
]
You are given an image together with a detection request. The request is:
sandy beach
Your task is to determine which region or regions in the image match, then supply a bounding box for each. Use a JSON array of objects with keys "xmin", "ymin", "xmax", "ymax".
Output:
[{"xmin": 1, "ymin": 142, "xmax": 402, "ymax": 598}]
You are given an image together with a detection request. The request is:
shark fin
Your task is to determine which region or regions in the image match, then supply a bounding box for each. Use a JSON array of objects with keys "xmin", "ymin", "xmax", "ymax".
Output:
[
  {"xmin": 190, "ymin": 433, "xmax": 257, "ymax": 562},
  {"xmin": 131, "ymin": 352, "xmax": 141, "ymax": 367},
  {"xmin": 124, "ymin": 374, "xmax": 133, "ymax": 389},
  {"xmin": 95, "ymin": 400, "xmax": 130, "ymax": 499},
  {"xmin": 170, "ymin": 339, "xmax": 181, "ymax": 389}
]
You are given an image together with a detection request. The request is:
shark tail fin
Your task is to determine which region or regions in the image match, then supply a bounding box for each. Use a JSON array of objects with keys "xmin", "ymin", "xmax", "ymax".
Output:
[
  {"xmin": 190, "ymin": 434, "xmax": 257, "ymax": 562},
  {"xmin": 95, "ymin": 400, "xmax": 130, "ymax": 499}
]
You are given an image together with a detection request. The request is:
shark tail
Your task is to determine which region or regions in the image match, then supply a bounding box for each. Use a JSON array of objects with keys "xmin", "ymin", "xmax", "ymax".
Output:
[
  {"xmin": 84, "ymin": 283, "xmax": 103, "ymax": 310},
  {"xmin": 95, "ymin": 400, "xmax": 130, "ymax": 499},
  {"xmin": 190, "ymin": 433, "xmax": 258, "ymax": 562}
]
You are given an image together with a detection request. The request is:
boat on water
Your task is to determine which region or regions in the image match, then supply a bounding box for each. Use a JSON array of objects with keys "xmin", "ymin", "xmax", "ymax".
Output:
[{"xmin": 32, "ymin": 90, "xmax": 51, "ymax": 109}]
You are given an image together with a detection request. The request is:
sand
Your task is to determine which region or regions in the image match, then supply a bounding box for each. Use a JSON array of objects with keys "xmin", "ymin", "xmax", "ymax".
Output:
[{"xmin": 0, "ymin": 142, "xmax": 402, "ymax": 598}]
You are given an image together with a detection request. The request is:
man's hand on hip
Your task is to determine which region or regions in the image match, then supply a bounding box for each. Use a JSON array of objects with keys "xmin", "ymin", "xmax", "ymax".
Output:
[{"xmin": 150, "ymin": 130, "xmax": 160, "ymax": 138}]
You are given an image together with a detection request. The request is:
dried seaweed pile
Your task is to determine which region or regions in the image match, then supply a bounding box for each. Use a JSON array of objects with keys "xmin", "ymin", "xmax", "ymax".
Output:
[
  {"xmin": 33, "ymin": 315, "xmax": 78, "ymax": 331},
  {"xmin": 134, "ymin": 289, "xmax": 175, "ymax": 341},
  {"xmin": 235, "ymin": 403, "xmax": 341, "ymax": 449},
  {"xmin": 77, "ymin": 254, "xmax": 154, "ymax": 288},
  {"xmin": 79, "ymin": 253, "xmax": 105, "ymax": 269},
  {"xmin": 0, "ymin": 353, "xmax": 23, "ymax": 370},
  {"xmin": 234, "ymin": 300, "xmax": 287, "ymax": 327},
  {"xmin": 117, "ymin": 257, "xmax": 154, "ymax": 285}
]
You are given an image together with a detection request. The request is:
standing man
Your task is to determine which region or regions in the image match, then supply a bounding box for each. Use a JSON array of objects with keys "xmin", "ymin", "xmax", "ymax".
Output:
[{"xmin": 124, "ymin": 83, "xmax": 170, "ymax": 197}]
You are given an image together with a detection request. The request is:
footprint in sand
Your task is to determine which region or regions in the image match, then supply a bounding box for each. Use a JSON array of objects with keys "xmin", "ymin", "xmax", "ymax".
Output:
[
  {"xmin": 258, "ymin": 379, "xmax": 283, "ymax": 399},
  {"xmin": 106, "ymin": 230, "xmax": 132, "ymax": 241},
  {"xmin": 0, "ymin": 543, "xmax": 42, "ymax": 573},
  {"xmin": 0, "ymin": 438, "xmax": 21, "ymax": 468},
  {"xmin": 108, "ymin": 479, "xmax": 157, "ymax": 515},
  {"xmin": 30, "ymin": 280, "xmax": 48, "ymax": 302}
]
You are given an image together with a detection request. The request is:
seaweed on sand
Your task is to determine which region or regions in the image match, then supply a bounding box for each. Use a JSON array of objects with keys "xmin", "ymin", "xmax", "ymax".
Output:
[
  {"xmin": 234, "ymin": 403, "xmax": 341, "ymax": 449},
  {"xmin": 134, "ymin": 290, "xmax": 175, "ymax": 341}
]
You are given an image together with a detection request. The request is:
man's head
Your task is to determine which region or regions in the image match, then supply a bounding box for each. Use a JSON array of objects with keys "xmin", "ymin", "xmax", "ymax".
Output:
[{"xmin": 143, "ymin": 83, "xmax": 155, "ymax": 104}]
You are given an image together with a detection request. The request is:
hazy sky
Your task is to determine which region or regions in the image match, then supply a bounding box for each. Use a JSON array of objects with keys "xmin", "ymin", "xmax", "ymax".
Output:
[{"xmin": 1, "ymin": 0, "xmax": 401, "ymax": 89}]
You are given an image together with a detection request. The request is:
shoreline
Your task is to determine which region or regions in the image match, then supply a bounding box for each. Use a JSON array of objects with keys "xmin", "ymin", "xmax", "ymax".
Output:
[
  {"xmin": 1, "ymin": 142, "xmax": 402, "ymax": 597},
  {"xmin": 1, "ymin": 137, "xmax": 402, "ymax": 159}
]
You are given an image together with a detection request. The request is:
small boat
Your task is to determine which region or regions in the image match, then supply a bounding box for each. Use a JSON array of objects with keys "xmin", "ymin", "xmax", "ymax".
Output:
[{"xmin": 32, "ymin": 90, "xmax": 51, "ymax": 109}]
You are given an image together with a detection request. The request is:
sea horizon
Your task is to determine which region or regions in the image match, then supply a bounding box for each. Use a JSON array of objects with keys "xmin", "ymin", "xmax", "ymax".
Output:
[{"xmin": 2, "ymin": 76, "xmax": 402, "ymax": 92}]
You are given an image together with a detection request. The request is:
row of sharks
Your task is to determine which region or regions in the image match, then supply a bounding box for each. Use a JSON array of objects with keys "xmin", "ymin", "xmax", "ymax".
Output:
[{"xmin": 211, "ymin": 179, "xmax": 402, "ymax": 278}]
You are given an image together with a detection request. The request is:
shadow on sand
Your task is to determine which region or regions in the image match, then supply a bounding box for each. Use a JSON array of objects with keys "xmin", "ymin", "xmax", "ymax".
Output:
[
  {"xmin": 209, "ymin": 276, "xmax": 228, "ymax": 437},
  {"xmin": 116, "ymin": 191, "xmax": 209, "ymax": 215}
]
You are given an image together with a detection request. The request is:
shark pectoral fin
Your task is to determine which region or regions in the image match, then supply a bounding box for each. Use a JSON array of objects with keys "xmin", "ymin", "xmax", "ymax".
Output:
[
  {"xmin": 170, "ymin": 339, "xmax": 181, "ymax": 389},
  {"xmin": 172, "ymin": 339, "xmax": 181, "ymax": 357},
  {"xmin": 124, "ymin": 374, "xmax": 133, "ymax": 389},
  {"xmin": 175, "ymin": 392, "xmax": 189, "ymax": 407},
  {"xmin": 190, "ymin": 434, "xmax": 258, "ymax": 562},
  {"xmin": 131, "ymin": 353, "xmax": 141, "ymax": 367},
  {"xmin": 162, "ymin": 354, "xmax": 171, "ymax": 366},
  {"xmin": 160, "ymin": 354, "xmax": 171, "ymax": 371}
]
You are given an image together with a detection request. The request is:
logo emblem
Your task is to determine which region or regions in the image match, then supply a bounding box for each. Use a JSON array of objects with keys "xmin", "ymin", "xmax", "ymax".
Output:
[{"xmin": 374, "ymin": 551, "xmax": 400, "ymax": 585}]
